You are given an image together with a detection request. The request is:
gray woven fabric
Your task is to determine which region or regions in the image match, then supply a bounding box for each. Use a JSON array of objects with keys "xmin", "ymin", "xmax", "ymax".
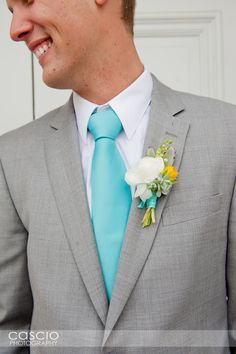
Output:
[{"xmin": 0, "ymin": 75, "xmax": 235, "ymax": 354}]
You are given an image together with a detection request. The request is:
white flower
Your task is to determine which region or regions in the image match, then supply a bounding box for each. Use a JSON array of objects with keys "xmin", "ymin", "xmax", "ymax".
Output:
[
  {"xmin": 134, "ymin": 184, "xmax": 152, "ymax": 202},
  {"xmin": 125, "ymin": 156, "xmax": 165, "ymax": 185},
  {"xmin": 125, "ymin": 156, "xmax": 165, "ymax": 202}
]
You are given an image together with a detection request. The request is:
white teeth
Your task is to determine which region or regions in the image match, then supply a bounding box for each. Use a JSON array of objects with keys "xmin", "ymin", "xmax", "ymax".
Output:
[{"xmin": 34, "ymin": 41, "xmax": 52, "ymax": 59}]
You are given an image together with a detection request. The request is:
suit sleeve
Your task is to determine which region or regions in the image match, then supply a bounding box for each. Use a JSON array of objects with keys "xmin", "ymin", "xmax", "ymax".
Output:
[
  {"xmin": 227, "ymin": 178, "xmax": 236, "ymax": 353},
  {"xmin": 0, "ymin": 159, "xmax": 33, "ymax": 353}
]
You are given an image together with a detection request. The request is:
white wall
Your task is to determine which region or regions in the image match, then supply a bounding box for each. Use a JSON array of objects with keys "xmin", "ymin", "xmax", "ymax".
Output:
[
  {"xmin": 0, "ymin": 3, "xmax": 33, "ymax": 135},
  {"xmin": 1, "ymin": 0, "xmax": 236, "ymax": 135}
]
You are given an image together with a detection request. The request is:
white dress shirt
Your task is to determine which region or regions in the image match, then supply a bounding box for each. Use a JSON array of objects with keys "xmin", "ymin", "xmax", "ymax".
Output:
[{"xmin": 73, "ymin": 69, "xmax": 153, "ymax": 215}]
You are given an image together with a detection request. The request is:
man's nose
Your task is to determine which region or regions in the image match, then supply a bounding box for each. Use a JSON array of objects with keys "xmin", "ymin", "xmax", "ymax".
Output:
[{"xmin": 10, "ymin": 16, "xmax": 33, "ymax": 42}]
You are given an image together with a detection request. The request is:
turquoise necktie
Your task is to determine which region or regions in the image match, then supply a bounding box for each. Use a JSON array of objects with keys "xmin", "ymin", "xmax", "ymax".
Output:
[{"xmin": 88, "ymin": 106, "xmax": 132, "ymax": 301}]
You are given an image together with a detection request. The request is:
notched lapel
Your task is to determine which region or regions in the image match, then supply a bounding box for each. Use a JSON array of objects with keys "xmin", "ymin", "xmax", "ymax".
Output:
[
  {"xmin": 102, "ymin": 76, "xmax": 190, "ymax": 347},
  {"xmin": 43, "ymin": 97, "xmax": 108, "ymax": 326}
]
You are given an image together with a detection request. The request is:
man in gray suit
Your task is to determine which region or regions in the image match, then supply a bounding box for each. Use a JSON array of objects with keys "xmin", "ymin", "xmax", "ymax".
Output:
[{"xmin": 1, "ymin": 0, "xmax": 235, "ymax": 353}]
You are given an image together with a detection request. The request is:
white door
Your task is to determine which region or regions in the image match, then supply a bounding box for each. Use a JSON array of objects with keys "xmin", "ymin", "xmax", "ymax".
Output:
[
  {"xmin": 135, "ymin": 0, "xmax": 236, "ymax": 104},
  {"xmin": 0, "ymin": 4, "xmax": 33, "ymax": 134},
  {"xmin": 1, "ymin": 0, "xmax": 236, "ymax": 134}
]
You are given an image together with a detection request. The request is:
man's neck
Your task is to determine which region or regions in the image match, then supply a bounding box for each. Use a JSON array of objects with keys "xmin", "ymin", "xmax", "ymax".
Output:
[{"xmin": 73, "ymin": 37, "xmax": 144, "ymax": 105}]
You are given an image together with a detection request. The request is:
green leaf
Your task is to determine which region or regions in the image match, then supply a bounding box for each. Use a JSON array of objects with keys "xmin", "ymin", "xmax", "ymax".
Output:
[
  {"xmin": 146, "ymin": 147, "xmax": 155, "ymax": 157},
  {"xmin": 164, "ymin": 146, "xmax": 176, "ymax": 166}
]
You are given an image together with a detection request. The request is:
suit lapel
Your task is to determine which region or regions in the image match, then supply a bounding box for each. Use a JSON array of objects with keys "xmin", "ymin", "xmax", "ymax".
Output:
[
  {"xmin": 102, "ymin": 76, "xmax": 190, "ymax": 346},
  {"xmin": 44, "ymin": 98, "xmax": 108, "ymax": 326},
  {"xmin": 43, "ymin": 75, "xmax": 190, "ymax": 337}
]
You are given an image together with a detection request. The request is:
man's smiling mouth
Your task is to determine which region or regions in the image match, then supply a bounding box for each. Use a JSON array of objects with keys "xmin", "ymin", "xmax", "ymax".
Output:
[{"xmin": 34, "ymin": 39, "xmax": 52, "ymax": 59}]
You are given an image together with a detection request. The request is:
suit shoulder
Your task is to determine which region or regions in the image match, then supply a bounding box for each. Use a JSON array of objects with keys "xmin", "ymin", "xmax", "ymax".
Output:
[
  {"xmin": 175, "ymin": 89, "xmax": 236, "ymax": 119},
  {"xmin": 152, "ymin": 75, "xmax": 236, "ymax": 122},
  {"xmin": 0, "ymin": 102, "xmax": 68, "ymax": 157},
  {"xmin": 172, "ymin": 89, "xmax": 236, "ymax": 156},
  {"xmin": 0, "ymin": 104, "xmax": 62, "ymax": 143}
]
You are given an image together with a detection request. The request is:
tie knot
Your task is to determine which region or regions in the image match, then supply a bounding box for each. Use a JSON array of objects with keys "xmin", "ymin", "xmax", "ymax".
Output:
[{"xmin": 88, "ymin": 107, "xmax": 123, "ymax": 141}]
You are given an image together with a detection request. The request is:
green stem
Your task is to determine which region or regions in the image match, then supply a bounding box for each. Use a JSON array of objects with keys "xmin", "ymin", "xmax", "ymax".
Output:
[
  {"xmin": 151, "ymin": 208, "xmax": 156, "ymax": 224},
  {"xmin": 141, "ymin": 208, "xmax": 151, "ymax": 228}
]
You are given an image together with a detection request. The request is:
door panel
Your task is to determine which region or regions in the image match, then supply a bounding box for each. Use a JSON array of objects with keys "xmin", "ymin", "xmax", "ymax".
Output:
[{"xmin": 1, "ymin": 0, "xmax": 236, "ymax": 133}]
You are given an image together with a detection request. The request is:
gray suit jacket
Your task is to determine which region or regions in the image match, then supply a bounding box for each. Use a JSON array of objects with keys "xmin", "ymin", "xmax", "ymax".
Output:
[{"xmin": 0, "ymin": 75, "xmax": 235, "ymax": 354}]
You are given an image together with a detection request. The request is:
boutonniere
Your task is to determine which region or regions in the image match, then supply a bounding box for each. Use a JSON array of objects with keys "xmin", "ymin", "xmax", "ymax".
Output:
[{"xmin": 125, "ymin": 139, "xmax": 179, "ymax": 228}]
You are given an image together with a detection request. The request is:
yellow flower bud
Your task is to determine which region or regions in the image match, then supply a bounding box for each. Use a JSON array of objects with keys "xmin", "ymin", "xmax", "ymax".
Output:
[{"xmin": 163, "ymin": 165, "xmax": 179, "ymax": 181}]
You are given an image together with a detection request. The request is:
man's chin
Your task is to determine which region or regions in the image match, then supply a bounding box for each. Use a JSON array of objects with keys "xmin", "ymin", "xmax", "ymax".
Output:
[{"xmin": 42, "ymin": 72, "xmax": 71, "ymax": 90}]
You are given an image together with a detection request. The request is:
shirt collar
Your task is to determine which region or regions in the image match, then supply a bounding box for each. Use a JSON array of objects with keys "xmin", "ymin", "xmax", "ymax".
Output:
[{"xmin": 73, "ymin": 69, "xmax": 153, "ymax": 144}]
